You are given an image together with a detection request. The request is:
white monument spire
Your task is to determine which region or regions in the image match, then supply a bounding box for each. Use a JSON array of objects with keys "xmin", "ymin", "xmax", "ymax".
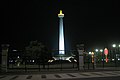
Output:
[{"xmin": 58, "ymin": 10, "xmax": 65, "ymax": 55}]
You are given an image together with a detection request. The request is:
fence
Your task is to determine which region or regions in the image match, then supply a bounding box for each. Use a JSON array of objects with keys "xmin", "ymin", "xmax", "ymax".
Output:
[{"xmin": 0, "ymin": 50, "xmax": 120, "ymax": 72}]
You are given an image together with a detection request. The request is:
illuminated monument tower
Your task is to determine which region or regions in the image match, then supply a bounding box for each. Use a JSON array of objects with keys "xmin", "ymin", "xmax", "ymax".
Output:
[{"xmin": 58, "ymin": 10, "xmax": 65, "ymax": 55}]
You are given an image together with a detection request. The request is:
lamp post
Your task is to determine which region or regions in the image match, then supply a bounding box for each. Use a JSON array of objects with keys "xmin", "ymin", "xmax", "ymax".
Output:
[
  {"xmin": 112, "ymin": 44, "xmax": 117, "ymax": 67},
  {"xmin": 91, "ymin": 52, "xmax": 96, "ymax": 69},
  {"xmin": 100, "ymin": 49, "xmax": 104, "ymax": 68},
  {"xmin": 94, "ymin": 49, "xmax": 98, "ymax": 63}
]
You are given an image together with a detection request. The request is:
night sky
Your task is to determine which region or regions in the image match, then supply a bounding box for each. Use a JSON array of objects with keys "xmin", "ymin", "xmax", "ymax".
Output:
[{"xmin": 1, "ymin": 0, "xmax": 120, "ymax": 51}]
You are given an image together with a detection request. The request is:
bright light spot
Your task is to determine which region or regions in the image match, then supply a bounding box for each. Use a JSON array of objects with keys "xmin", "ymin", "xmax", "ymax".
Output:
[
  {"xmin": 100, "ymin": 49, "xmax": 103, "ymax": 52},
  {"xmin": 112, "ymin": 44, "xmax": 116, "ymax": 47},
  {"xmin": 95, "ymin": 49, "xmax": 98, "ymax": 52},
  {"xmin": 66, "ymin": 57, "xmax": 72, "ymax": 60},
  {"xmin": 119, "ymin": 45, "xmax": 120, "ymax": 47},
  {"xmin": 101, "ymin": 59, "xmax": 103, "ymax": 61},
  {"xmin": 13, "ymin": 49, "xmax": 17, "ymax": 51},
  {"xmin": 112, "ymin": 59, "xmax": 115, "ymax": 61},
  {"xmin": 48, "ymin": 60, "xmax": 53, "ymax": 63},
  {"xmin": 89, "ymin": 52, "xmax": 92, "ymax": 54},
  {"xmin": 9, "ymin": 60, "xmax": 13, "ymax": 62},
  {"xmin": 118, "ymin": 58, "xmax": 120, "ymax": 60},
  {"xmin": 17, "ymin": 56, "xmax": 19, "ymax": 58},
  {"xmin": 101, "ymin": 59, "xmax": 107, "ymax": 61},
  {"xmin": 74, "ymin": 59, "xmax": 77, "ymax": 62},
  {"xmin": 92, "ymin": 52, "xmax": 94, "ymax": 55},
  {"xmin": 68, "ymin": 60, "xmax": 71, "ymax": 62},
  {"xmin": 32, "ymin": 60, "xmax": 35, "ymax": 62}
]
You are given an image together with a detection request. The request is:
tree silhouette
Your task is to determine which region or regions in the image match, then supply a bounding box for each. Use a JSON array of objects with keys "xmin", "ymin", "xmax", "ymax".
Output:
[{"xmin": 25, "ymin": 40, "xmax": 52, "ymax": 68}]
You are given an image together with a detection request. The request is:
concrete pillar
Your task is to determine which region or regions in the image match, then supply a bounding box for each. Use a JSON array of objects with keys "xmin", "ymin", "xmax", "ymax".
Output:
[
  {"xmin": 78, "ymin": 50, "xmax": 84, "ymax": 70},
  {"xmin": 1, "ymin": 44, "xmax": 9, "ymax": 72},
  {"xmin": 77, "ymin": 44, "xmax": 84, "ymax": 70}
]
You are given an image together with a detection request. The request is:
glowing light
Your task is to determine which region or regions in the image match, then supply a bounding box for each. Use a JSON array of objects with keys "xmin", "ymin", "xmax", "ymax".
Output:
[
  {"xmin": 100, "ymin": 49, "xmax": 103, "ymax": 52},
  {"xmin": 91, "ymin": 52, "xmax": 94, "ymax": 63},
  {"xmin": 74, "ymin": 59, "xmax": 77, "ymax": 62},
  {"xmin": 17, "ymin": 56, "xmax": 19, "ymax": 58},
  {"xmin": 104, "ymin": 48, "xmax": 108, "ymax": 55},
  {"xmin": 58, "ymin": 10, "xmax": 64, "ymax": 17},
  {"xmin": 48, "ymin": 60, "xmax": 53, "ymax": 63},
  {"xmin": 95, "ymin": 49, "xmax": 98, "ymax": 52},
  {"xmin": 112, "ymin": 59, "xmax": 115, "ymax": 61},
  {"xmin": 13, "ymin": 49, "xmax": 17, "ymax": 51},
  {"xmin": 112, "ymin": 44, "xmax": 116, "ymax": 47},
  {"xmin": 89, "ymin": 52, "xmax": 92, "ymax": 54},
  {"xmin": 58, "ymin": 10, "xmax": 65, "ymax": 54},
  {"xmin": 32, "ymin": 60, "xmax": 35, "ymax": 62},
  {"xmin": 66, "ymin": 57, "xmax": 72, "ymax": 60}
]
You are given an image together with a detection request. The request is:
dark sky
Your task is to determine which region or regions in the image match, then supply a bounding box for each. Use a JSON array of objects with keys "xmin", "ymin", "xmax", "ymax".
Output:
[{"xmin": 1, "ymin": 0, "xmax": 120, "ymax": 51}]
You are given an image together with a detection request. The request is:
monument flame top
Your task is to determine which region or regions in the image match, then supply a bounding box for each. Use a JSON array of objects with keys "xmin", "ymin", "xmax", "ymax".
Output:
[{"xmin": 58, "ymin": 10, "xmax": 64, "ymax": 17}]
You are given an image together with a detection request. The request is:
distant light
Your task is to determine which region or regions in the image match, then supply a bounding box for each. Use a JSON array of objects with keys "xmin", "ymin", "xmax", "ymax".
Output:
[
  {"xmin": 32, "ymin": 60, "xmax": 35, "ymax": 62},
  {"xmin": 92, "ymin": 52, "xmax": 94, "ymax": 55},
  {"xmin": 9, "ymin": 60, "xmax": 13, "ymax": 62},
  {"xmin": 11, "ymin": 60, "xmax": 13, "ymax": 62},
  {"xmin": 118, "ymin": 58, "xmax": 120, "ymax": 61},
  {"xmin": 95, "ymin": 49, "xmax": 98, "ymax": 52},
  {"xmin": 101, "ymin": 59, "xmax": 103, "ymax": 61},
  {"xmin": 48, "ymin": 60, "xmax": 53, "ymax": 63},
  {"xmin": 17, "ymin": 56, "xmax": 19, "ymax": 58},
  {"xmin": 89, "ymin": 52, "xmax": 92, "ymax": 54},
  {"xmin": 112, "ymin": 44, "xmax": 116, "ymax": 47},
  {"xmin": 119, "ymin": 45, "xmax": 120, "ymax": 47},
  {"xmin": 74, "ymin": 59, "xmax": 77, "ymax": 62},
  {"xmin": 112, "ymin": 59, "xmax": 115, "ymax": 61},
  {"xmin": 13, "ymin": 49, "xmax": 17, "ymax": 51},
  {"xmin": 100, "ymin": 49, "xmax": 103, "ymax": 52}
]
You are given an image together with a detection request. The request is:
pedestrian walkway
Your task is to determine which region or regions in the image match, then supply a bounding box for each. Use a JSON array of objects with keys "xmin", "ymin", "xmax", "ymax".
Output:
[{"xmin": 0, "ymin": 71, "xmax": 120, "ymax": 80}]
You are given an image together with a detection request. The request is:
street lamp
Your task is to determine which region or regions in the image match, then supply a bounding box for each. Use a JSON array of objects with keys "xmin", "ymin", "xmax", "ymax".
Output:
[
  {"xmin": 112, "ymin": 44, "xmax": 116, "ymax": 48},
  {"xmin": 100, "ymin": 49, "xmax": 104, "ymax": 68},
  {"xmin": 117, "ymin": 44, "xmax": 120, "ymax": 47},
  {"xmin": 95, "ymin": 49, "xmax": 99, "ymax": 62},
  {"xmin": 89, "ymin": 52, "xmax": 92, "ymax": 55},
  {"xmin": 100, "ymin": 49, "xmax": 103, "ymax": 52},
  {"xmin": 112, "ymin": 44, "xmax": 117, "ymax": 67},
  {"xmin": 95, "ymin": 49, "xmax": 98, "ymax": 52}
]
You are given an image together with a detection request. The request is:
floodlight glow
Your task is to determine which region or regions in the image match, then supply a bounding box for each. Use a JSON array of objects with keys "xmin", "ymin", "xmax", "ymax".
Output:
[
  {"xmin": 95, "ymin": 49, "xmax": 98, "ymax": 52},
  {"xmin": 119, "ymin": 45, "xmax": 120, "ymax": 47},
  {"xmin": 58, "ymin": 10, "xmax": 65, "ymax": 54},
  {"xmin": 100, "ymin": 49, "xmax": 103, "ymax": 52},
  {"xmin": 112, "ymin": 44, "xmax": 116, "ymax": 47},
  {"xmin": 89, "ymin": 52, "xmax": 92, "ymax": 54}
]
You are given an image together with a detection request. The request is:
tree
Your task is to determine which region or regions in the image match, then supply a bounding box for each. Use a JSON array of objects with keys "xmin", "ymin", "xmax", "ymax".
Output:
[
  {"xmin": 25, "ymin": 40, "xmax": 44, "ymax": 59},
  {"xmin": 25, "ymin": 40, "xmax": 52, "ymax": 68}
]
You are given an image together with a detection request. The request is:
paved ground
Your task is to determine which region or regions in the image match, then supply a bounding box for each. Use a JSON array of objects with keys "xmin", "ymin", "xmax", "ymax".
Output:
[
  {"xmin": 0, "ymin": 71, "xmax": 120, "ymax": 80},
  {"xmin": 0, "ymin": 67, "xmax": 120, "ymax": 80}
]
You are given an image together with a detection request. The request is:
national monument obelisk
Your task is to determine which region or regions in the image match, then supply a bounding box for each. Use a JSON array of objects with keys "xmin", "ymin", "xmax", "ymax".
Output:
[{"xmin": 58, "ymin": 10, "xmax": 65, "ymax": 55}]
